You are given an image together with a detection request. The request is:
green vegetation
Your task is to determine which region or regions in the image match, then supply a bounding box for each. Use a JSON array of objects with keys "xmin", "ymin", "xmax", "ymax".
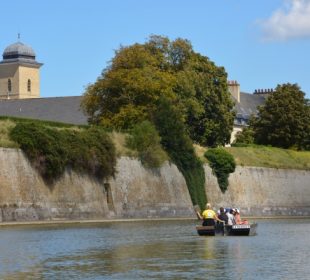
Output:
[
  {"xmin": 81, "ymin": 35, "xmax": 235, "ymax": 147},
  {"xmin": 0, "ymin": 119, "xmax": 18, "ymax": 148},
  {"xmin": 196, "ymin": 145, "xmax": 310, "ymax": 170},
  {"xmin": 126, "ymin": 121, "xmax": 168, "ymax": 168},
  {"xmin": 234, "ymin": 126, "xmax": 254, "ymax": 145},
  {"xmin": 153, "ymin": 98, "xmax": 206, "ymax": 209},
  {"xmin": 10, "ymin": 122, "xmax": 116, "ymax": 183},
  {"xmin": 236, "ymin": 83, "xmax": 310, "ymax": 150},
  {"xmin": 0, "ymin": 115, "xmax": 86, "ymax": 128},
  {"xmin": 204, "ymin": 148, "xmax": 236, "ymax": 193},
  {"xmin": 227, "ymin": 146, "xmax": 310, "ymax": 170}
]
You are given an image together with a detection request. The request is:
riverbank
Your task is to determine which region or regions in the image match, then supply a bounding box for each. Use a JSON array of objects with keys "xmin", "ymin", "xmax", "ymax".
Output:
[{"xmin": 1, "ymin": 216, "xmax": 310, "ymax": 228}]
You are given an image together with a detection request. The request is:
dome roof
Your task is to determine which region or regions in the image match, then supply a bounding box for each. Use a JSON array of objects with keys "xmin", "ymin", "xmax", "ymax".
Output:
[{"xmin": 2, "ymin": 41, "xmax": 36, "ymax": 60}]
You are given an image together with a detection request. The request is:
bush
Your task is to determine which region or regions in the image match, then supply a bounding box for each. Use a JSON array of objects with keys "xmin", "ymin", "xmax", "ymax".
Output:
[
  {"xmin": 10, "ymin": 122, "xmax": 116, "ymax": 183},
  {"xmin": 233, "ymin": 127, "xmax": 254, "ymax": 145},
  {"xmin": 126, "ymin": 121, "xmax": 168, "ymax": 168},
  {"xmin": 204, "ymin": 148, "xmax": 236, "ymax": 193}
]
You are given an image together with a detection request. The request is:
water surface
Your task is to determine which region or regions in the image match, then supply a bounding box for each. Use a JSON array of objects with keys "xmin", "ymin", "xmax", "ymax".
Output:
[{"xmin": 0, "ymin": 219, "xmax": 309, "ymax": 279}]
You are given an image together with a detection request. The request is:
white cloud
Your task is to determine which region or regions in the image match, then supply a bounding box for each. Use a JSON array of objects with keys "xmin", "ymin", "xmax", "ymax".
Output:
[{"xmin": 259, "ymin": 0, "xmax": 310, "ymax": 41}]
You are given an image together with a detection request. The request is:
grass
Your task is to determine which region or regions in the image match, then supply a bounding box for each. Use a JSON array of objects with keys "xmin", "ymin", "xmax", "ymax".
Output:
[
  {"xmin": 0, "ymin": 119, "xmax": 19, "ymax": 148},
  {"xmin": 194, "ymin": 144, "xmax": 310, "ymax": 170},
  {"xmin": 108, "ymin": 131, "xmax": 137, "ymax": 157},
  {"xmin": 227, "ymin": 146, "xmax": 310, "ymax": 170}
]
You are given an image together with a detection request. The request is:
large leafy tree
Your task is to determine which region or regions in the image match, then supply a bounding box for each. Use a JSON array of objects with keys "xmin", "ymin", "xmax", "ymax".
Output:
[
  {"xmin": 252, "ymin": 83, "xmax": 310, "ymax": 150},
  {"xmin": 82, "ymin": 35, "xmax": 234, "ymax": 146}
]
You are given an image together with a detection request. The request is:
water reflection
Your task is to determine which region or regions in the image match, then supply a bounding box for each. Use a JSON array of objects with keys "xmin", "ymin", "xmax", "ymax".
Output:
[{"xmin": 0, "ymin": 219, "xmax": 310, "ymax": 279}]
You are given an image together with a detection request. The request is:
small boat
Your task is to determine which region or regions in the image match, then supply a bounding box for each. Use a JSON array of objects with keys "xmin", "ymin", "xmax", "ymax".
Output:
[{"xmin": 196, "ymin": 223, "xmax": 257, "ymax": 236}]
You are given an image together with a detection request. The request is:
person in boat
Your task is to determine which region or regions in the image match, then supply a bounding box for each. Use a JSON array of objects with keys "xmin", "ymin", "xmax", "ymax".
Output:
[
  {"xmin": 234, "ymin": 208, "xmax": 248, "ymax": 225},
  {"xmin": 197, "ymin": 203, "xmax": 225, "ymax": 226},
  {"xmin": 217, "ymin": 207, "xmax": 228, "ymax": 231},
  {"xmin": 226, "ymin": 208, "xmax": 236, "ymax": 225},
  {"xmin": 217, "ymin": 207, "xmax": 228, "ymax": 225},
  {"xmin": 234, "ymin": 208, "xmax": 242, "ymax": 224}
]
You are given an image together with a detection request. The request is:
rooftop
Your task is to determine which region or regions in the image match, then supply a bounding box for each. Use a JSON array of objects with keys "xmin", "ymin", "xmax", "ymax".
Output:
[
  {"xmin": 1, "ymin": 41, "xmax": 42, "ymax": 66},
  {"xmin": 0, "ymin": 96, "xmax": 87, "ymax": 125}
]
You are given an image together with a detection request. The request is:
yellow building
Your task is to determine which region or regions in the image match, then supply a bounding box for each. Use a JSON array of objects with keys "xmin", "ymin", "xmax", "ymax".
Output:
[{"xmin": 0, "ymin": 41, "xmax": 43, "ymax": 99}]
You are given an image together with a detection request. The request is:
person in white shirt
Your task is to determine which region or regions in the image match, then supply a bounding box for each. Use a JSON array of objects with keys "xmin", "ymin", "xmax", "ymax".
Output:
[{"xmin": 226, "ymin": 208, "xmax": 236, "ymax": 225}]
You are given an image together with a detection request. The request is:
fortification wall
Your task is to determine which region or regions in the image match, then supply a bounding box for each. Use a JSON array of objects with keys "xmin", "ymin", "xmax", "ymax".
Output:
[
  {"xmin": 205, "ymin": 166, "xmax": 310, "ymax": 216},
  {"xmin": 0, "ymin": 148, "xmax": 309, "ymax": 222},
  {"xmin": 0, "ymin": 148, "xmax": 194, "ymax": 222}
]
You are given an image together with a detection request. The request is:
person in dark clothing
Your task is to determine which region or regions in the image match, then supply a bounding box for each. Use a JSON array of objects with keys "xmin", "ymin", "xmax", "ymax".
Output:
[
  {"xmin": 217, "ymin": 207, "xmax": 228, "ymax": 232},
  {"xmin": 217, "ymin": 207, "xmax": 228, "ymax": 224}
]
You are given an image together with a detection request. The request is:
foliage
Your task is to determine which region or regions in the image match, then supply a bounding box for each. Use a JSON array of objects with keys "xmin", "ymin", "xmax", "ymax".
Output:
[
  {"xmin": 10, "ymin": 122, "xmax": 116, "ymax": 183},
  {"xmin": 233, "ymin": 126, "xmax": 254, "ymax": 145},
  {"xmin": 153, "ymin": 98, "xmax": 207, "ymax": 209},
  {"xmin": 251, "ymin": 83, "xmax": 310, "ymax": 150},
  {"xmin": 204, "ymin": 148, "xmax": 236, "ymax": 193},
  {"xmin": 126, "ymin": 121, "xmax": 168, "ymax": 168},
  {"xmin": 81, "ymin": 35, "xmax": 235, "ymax": 147}
]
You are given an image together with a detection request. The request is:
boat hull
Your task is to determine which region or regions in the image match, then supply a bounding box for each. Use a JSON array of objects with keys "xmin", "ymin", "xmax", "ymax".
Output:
[{"xmin": 196, "ymin": 223, "xmax": 257, "ymax": 236}]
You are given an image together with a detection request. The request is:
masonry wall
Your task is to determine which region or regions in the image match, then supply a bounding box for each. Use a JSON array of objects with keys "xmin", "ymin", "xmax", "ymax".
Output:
[
  {"xmin": 18, "ymin": 66, "xmax": 40, "ymax": 98},
  {"xmin": 0, "ymin": 64, "xmax": 40, "ymax": 99},
  {"xmin": 0, "ymin": 148, "xmax": 194, "ymax": 222},
  {"xmin": 0, "ymin": 64, "xmax": 18, "ymax": 99},
  {"xmin": 0, "ymin": 148, "xmax": 309, "ymax": 222},
  {"xmin": 205, "ymin": 165, "xmax": 310, "ymax": 216}
]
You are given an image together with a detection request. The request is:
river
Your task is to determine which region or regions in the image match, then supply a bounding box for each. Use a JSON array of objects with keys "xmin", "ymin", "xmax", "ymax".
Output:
[{"xmin": 0, "ymin": 219, "xmax": 309, "ymax": 279}]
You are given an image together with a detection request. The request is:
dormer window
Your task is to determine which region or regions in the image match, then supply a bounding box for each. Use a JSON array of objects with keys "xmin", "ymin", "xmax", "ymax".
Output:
[
  {"xmin": 27, "ymin": 79, "xmax": 31, "ymax": 92},
  {"xmin": 8, "ymin": 79, "xmax": 12, "ymax": 92}
]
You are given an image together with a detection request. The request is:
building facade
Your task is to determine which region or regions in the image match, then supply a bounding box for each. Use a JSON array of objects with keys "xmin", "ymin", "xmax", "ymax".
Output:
[{"xmin": 0, "ymin": 41, "xmax": 43, "ymax": 99}]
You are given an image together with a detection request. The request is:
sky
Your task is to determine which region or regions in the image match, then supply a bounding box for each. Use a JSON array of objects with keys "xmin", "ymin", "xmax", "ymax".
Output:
[{"xmin": 1, "ymin": 0, "xmax": 310, "ymax": 99}]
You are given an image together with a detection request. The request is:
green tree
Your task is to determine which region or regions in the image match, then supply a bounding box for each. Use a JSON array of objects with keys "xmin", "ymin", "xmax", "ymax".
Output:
[
  {"xmin": 81, "ymin": 35, "xmax": 234, "ymax": 146},
  {"xmin": 252, "ymin": 83, "xmax": 310, "ymax": 150}
]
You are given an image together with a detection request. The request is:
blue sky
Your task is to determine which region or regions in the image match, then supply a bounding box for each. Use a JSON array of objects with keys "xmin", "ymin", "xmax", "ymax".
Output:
[{"xmin": 1, "ymin": 0, "xmax": 310, "ymax": 98}]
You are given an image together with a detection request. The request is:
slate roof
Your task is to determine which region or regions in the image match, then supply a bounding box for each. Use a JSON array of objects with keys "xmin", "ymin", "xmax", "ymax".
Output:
[
  {"xmin": 233, "ymin": 92, "xmax": 267, "ymax": 126},
  {"xmin": 0, "ymin": 96, "xmax": 88, "ymax": 125},
  {"xmin": 0, "ymin": 92, "xmax": 268, "ymax": 127}
]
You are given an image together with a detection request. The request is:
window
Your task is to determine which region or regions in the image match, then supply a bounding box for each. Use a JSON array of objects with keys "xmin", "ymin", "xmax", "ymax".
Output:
[
  {"xmin": 27, "ymin": 79, "xmax": 31, "ymax": 92},
  {"xmin": 8, "ymin": 79, "xmax": 11, "ymax": 92}
]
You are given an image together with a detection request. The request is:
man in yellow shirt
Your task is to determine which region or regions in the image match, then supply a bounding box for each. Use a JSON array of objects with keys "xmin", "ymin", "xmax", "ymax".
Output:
[{"xmin": 197, "ymin": 203, "xmax": 224, "ymax": 226}]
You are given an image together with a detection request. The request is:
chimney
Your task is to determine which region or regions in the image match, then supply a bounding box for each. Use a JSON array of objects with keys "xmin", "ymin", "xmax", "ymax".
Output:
[
  {"xmin": 228, "ymin": 80, "xmax": 240, "ymax": 103},
  {"xmin": 253, "ymin": 88, "xmax": 274, "ymax": 97}
]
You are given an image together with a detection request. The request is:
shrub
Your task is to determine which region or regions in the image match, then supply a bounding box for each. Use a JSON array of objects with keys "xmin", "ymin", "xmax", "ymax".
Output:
[
  {"xmin": 126, "ymin": 121, "xmax": 168, "ymax": 168},
  {"xmin": 204, "ymin": 148, "xmax": 236, "ymax": 193},
  {"xmin": 233, "ymin": 127, "xmax": 254, "ymax": 145},
  {"xmin": 10, "ymin": 122, "xmax": 116, "ymax": 183}
]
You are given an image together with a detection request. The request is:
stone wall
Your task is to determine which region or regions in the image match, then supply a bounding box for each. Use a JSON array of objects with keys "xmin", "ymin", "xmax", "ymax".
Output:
[
  {"xmin": 0, "ymin": 148, "xmax": 194, "ymax": 222},
  {"xmin": 0, "ymin": 148, "xmax": 309, "ymax": 222},
  {"xmin": 205, "ymin": 165, "xmax": 310, "ymax": 216}
]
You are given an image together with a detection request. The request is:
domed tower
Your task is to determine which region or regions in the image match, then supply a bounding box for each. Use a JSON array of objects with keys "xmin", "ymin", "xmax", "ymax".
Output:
[{"xmin": 0, "ymin": 40, "xmax": 43, "ymax": 99}]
